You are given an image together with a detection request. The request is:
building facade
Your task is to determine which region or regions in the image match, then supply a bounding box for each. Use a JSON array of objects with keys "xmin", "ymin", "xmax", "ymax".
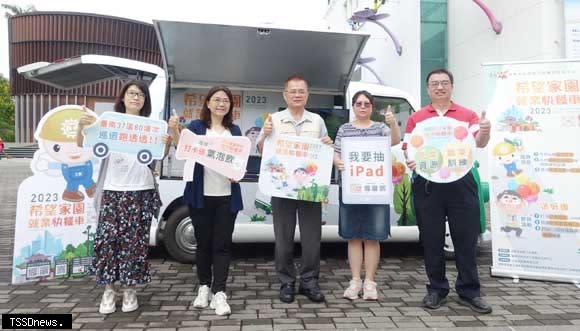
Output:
[{"xmin": 8, "ymin": 12, "xmax": 162, "ymax": 143}]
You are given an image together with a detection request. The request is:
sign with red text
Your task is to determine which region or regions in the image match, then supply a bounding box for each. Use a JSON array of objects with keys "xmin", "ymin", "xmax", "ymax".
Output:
[
  {"xmin": 341, "ymin": 137, "xmax": 392, "ymax": 204},
  {"xmin": 175, "ymin": 129, "xmax": 251, "ymax": 181},
  {"xmin": 259, "ymin": 135, "xmax": 333, "ymax": 202},
  {"xmin": 13, "ymin": 105, "xmax": 99, "ymax": 284},
  {"xmin": 83, "ymin": 112, "xmax": 167, "ymax": 165},
  {"xmin": 407, "ymin": 117, "xmax": 476, "ymax": 183}
]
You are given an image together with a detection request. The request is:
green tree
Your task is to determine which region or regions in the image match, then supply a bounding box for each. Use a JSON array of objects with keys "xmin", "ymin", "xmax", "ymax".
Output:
[
  {"xmin": 1, "ymin": 3, "xmax": 36, "ymax": 18},
  {"xmin": 0, "ymin": 75, "xmax": 15, "ymax": 142},
  {"xmin": 82, "ymin": 225, "xmax": 95, "ymax": 255},
  {"xmin": 394, "ymin": 173, "xmax": 416, "ymax": 226}
]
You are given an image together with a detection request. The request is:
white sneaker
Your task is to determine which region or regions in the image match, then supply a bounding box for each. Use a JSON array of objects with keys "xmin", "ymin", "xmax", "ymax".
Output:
[
  {"xmin": 362, "ymin": 279, "xmax": 378, "ymax": 301},
  {"xmin": 193, "ymin": 285, "xmax": 212, "ymax": 308},
  {"xmin": 209, "ymin": 291, "xmax": 231, "ymax": 316},
  {"xmin": 99, "ymin": 288, "xmax": 116, "ymax": 314},
  {"xmin": 343, "ymin": 279, "xmax": 363, "ymax": 300},
  {"xmin": 121, "ymin": 288, "xmax": 139, "ymax": 312}
]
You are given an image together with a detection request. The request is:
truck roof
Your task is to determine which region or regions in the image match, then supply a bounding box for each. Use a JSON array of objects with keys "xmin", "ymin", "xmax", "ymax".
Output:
[{"xmin": 154, "ymin": 20, "xmax": 370, "ymax": 94}]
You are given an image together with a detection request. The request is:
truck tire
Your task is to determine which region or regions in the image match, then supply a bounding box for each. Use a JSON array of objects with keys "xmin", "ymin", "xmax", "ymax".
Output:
[{"xmin": 163, "ymin": 205, "xmax": 197, "ymax": 263}]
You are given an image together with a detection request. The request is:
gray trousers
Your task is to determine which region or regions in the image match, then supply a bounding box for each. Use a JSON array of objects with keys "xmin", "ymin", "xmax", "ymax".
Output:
[{"xmin": 271, "ymin": 197, "xmax": 322, "ymax": 288}]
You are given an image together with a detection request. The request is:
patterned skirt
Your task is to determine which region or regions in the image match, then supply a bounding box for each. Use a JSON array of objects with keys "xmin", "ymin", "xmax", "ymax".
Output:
[{"xmin": 91, "ymin": 189, "xmax": 161, "ymax": 285}]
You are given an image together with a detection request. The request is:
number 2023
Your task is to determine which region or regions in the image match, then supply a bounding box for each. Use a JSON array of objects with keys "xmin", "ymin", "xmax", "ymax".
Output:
[
  {"xmin": 31, "ymin": 193, "xmax": 59, "ymax": 203},
  {"xmin": 246, "ymin": 96, "xmax": 267, "ymax": 104}
]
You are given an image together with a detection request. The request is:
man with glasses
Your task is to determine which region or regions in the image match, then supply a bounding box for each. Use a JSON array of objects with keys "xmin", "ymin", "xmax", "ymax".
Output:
[
  {"xmin": 403, "ymin": 69, "xmax": 492, "ymax": 314},
  {"xmin": 257, "ymin": 74, "xmax": 332, "ymax": 303}
]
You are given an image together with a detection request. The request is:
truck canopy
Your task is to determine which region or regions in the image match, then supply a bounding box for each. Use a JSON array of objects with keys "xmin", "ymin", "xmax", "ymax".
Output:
[
  {"xmin": 154, "ymin": 20, "xmax": 369, "ymax": 94},
  {"xmin": 17, "ymin": 55, "xmax": 164, "ymax": 90}
]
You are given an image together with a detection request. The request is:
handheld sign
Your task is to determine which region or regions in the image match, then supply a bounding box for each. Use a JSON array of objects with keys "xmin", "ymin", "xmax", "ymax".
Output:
[
  {"xmin": 407, "ymin": 117, "xmax": 476, "ymax": 183},
  {"xmin": 175, "ymin": 128, "xmax": 251, "ymax": 181},
  {"xmin": 83, "ymin": 112, "xmax": 167, "ymax": 165},
  {"xmin": 259, "ymin": 135, "xmax": 333, "ymax": 202},
  {"xmin": 341, "ymin": 137, "xmax": 392, "ymax": 204}
]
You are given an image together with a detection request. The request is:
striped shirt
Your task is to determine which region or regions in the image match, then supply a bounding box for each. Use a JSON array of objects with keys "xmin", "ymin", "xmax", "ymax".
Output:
[{"xmin": 333, "ymin": 122, "xmax": 390, "ymax": 156}]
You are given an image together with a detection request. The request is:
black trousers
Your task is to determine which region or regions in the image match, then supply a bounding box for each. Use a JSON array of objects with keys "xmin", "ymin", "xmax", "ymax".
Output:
[
  {"xmin": 412, "ymin": 173, "xmax": 481, "ymax": 299},
  {"xmin": 189, "ymin": 196, "xmax": 237, "ymax": 293},
  {"xmin": 271, "ymin": 197, "xmax": 322, "ymax": 288}
]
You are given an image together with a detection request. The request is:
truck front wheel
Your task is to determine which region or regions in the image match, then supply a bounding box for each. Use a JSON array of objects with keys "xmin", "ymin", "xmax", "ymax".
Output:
[{"xmin": 163, "ymin": 205, "xmax": 197, "ymax": 263}]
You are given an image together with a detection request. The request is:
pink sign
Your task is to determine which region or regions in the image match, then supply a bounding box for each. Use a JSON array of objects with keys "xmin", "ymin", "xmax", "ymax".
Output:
[{"xmin": 175, "ymin": 129, "xmax": 251, "ymax": 181}]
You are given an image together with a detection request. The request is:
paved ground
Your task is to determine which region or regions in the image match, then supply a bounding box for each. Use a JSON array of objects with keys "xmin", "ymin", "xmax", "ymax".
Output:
[{"xmin": 1, "ymin": 158, "xmax": 579, "ymax": 330}]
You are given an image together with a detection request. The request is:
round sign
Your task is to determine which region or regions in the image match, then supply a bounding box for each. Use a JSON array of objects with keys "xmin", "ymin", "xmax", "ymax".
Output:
[{"xmin": 407, "ymin": 117, "xmax": 476, "ymax": 183}]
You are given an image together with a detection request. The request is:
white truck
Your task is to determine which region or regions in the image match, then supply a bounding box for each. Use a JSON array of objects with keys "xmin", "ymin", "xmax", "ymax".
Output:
[{"xmin": 19, "ymin": 19, "xmax": 474, "ymax": 263}]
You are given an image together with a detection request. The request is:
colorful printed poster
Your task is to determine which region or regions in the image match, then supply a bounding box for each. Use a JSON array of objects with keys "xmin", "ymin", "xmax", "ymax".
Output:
[
  {"xmin": 175, "ymin": 129, "xmax": 251, "ymax": 181},
  {"xmin": 391, "ymin": 143, "xmax": 417, "ymax": 226},
  {"xmin": 179, "ymin": 89, "xmax": 242, "ymax": 125},
  {"xmin": 484, "ymin": 60, "xmax": 580, "ymax": 283},
  {"xmin": 259, "ymin": 135, "xmax": 333, "ymax": 202},
  {"xmin": 83, "ymin": 111, "xmax": 168, "ymax": 165},
  {"xmin": 341, "ymin": 137, "xmax": 392, "ymax": 204},
  {"xmin": 13, "ymin": 105, "xmax": 99, "ymax": 284},
  {"xmin": 407, "ymin": 117, "xmax": 476, "ymax": 183}
]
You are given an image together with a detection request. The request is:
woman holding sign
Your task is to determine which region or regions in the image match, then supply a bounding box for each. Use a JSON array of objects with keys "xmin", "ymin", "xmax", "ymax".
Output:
[
  {"xmin": 77, "ymin": 81, "xmax": 172, "ymax": 315},
  {"xmin": 333, "ymin": 90, "xmax": 400, "ymax": 301},
  {"xmin": 168, "ymin": 86, "xmax": 243, "ymax": 316}
]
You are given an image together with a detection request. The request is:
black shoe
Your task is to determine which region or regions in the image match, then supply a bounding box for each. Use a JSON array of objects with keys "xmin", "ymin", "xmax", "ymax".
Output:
[
  {"xmin": 422, "ymin": 292, "xmax": 447, "ymax": 309},
  {"xmin": 298, "ymin": 284, "xmax": 325, "ymax": 302},
  {"xmin": 457, "ymin": 296, "xmax": 492, "ymax": 314},
  {"xmin": 279, "ymin": 283, "xmax": 295, "ymax": 303}
]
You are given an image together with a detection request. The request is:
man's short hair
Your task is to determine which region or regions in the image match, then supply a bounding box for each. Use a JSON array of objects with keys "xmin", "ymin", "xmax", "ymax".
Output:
[
  {"xmin": 284, "ymin": 74, "xmax": 309, "ymax": 90},
  {"xmin": 426, "ymin": 68, "xmax": 454, "ymax": 85}
]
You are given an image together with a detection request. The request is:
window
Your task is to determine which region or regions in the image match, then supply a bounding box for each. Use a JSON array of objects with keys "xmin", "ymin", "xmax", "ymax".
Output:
[
  {"xmin": 421, "ymin": 0, "xmax": 448, "ymax": 105},
  {"xmin": 371, "ymin": 96, "xmax": 415, "ymax": 135}
]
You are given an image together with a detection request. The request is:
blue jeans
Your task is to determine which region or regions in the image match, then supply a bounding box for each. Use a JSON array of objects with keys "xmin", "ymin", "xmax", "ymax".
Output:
[{"xmin": 339, "ymin": 196, "xmax": 390, "ymax": 240}]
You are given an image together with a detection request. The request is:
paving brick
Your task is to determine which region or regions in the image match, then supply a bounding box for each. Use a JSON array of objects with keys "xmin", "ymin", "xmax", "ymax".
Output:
[
  {"xmin": 510, "ymin": 319, "xmax": 544, "ymax": 326},
  {"xmin": 241, "ymin": 325, "xmax": 273, "ymax": 331},
  {"xmin": 539, "ymin": 320, "xmax": 573, "ymax": 325},
  {"xmin": 273, "ymin": 324, "xmax": 304, "ymax": 330},
  {"xmin": 453, "ymin": 320, "xmax": 486, "ymax": 327},
  {"xmin": 304, "ymin": 324, "xmax": 335, "ymax": 329}
]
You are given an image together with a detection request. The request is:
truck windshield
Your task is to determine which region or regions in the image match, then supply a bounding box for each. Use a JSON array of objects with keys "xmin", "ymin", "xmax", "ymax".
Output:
[{"xmin": 371, "ymin": 97, "xmax": 414, "ymax": 137}]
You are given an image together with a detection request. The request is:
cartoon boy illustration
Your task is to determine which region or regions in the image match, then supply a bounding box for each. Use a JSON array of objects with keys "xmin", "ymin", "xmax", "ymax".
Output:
[
  {"xmin": 245, "ymin": 127, "xmax": 261, "ymax": 155},
  {"xmin": 291, "ymin": 161, "xmax": 318, "ymax": 193},
  {"xmin": 36, "ymin": 107, "xmax": 96, "ymax": 202},
  {"xmin": 292, "ymin": 167, "xmax": 309, "ymax": 191},
  {"xmin": 496, "ymin": 190, "xmax": 526, "ymax": 237},
  {"xmin": 492, "ymin": 139, "xmax": 522, "ymax": 177}
]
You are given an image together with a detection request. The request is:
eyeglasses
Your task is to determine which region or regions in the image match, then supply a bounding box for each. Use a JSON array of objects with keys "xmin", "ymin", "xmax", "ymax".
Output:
[
  {"xmin": 285, "ymin": 89, "xmax": 308, "ymax": 95},
  {"xmin": 210, "ymin": 98, "xmax": 231, "ymax": 105},
  {"xmin": 354, "ymin": 101, "xmax": 372, "ymax": 108},
  {"xmin": 126, "ymin": 91, "xmax": 146, "ymax": 98},
  {"xmin": 428, "ymin": 80, "xmax": 451, "ymax": 88}
]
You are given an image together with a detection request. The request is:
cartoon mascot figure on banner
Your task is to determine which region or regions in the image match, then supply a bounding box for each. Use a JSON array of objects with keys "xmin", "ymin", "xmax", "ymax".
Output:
[{"xmin": 34, "ymin": 105, "xmax": 97, "ymax": 202}]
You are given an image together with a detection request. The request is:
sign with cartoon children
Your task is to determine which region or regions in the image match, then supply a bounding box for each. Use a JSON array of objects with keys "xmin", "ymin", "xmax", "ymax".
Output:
[
  {"xmin": 406, "ymin": 116, "xmax": 476, "ymax": 183},
  {"xmin": 13, "ymin": 105, "xmax": 99, "ymax": 284},
  {"xmin": 341, "ymin": 137, "xmax": 393, "ymax": 204},
  {"xmin": 484, "ymin": 60, "xmax": 580, "ymax": 283},
  {"xmin": 259, "ymin": 135, "xmax": 333, "ymax": 202}
]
